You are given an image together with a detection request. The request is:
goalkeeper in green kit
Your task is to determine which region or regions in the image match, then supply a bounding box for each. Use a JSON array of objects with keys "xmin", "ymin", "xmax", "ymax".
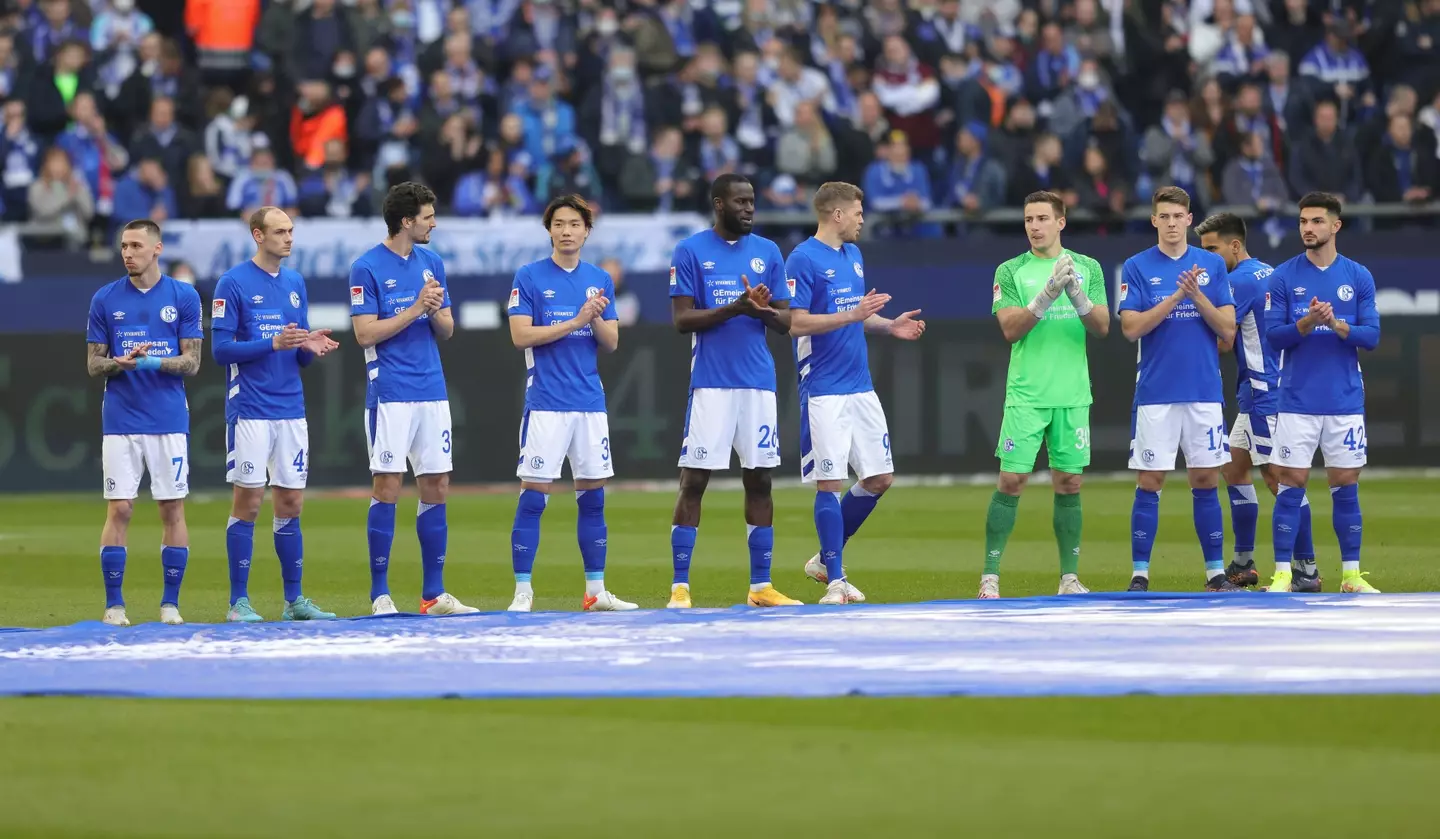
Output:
[{"xmin": 981, "ymin": 191, "xmax": 1111, "ymax": 599}]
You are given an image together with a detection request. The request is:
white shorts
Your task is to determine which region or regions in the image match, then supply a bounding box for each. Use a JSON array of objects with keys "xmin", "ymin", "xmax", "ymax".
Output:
[
  {"xmin": 517, "ymin": 410, "xmax": 615, "ymax": 481},
  {"xmin": 1129, "ymin": 402, "xmax": 1231, "ymax": 471},
  {"xmin": 801, "ymin": 391, "xmax": 892, "ymax": 483},
  {"xmin": 365, "ymin": 400, "xmax": 453, "ymax": 476},
  {"xmin": 1272, "ymin": 413, "xmax": 1367, "ymax": 468},
  {"xmin": 102, "ymin": 433, "xmax": 189, "ymax": 501},
  {"xmin": 678, "ymin": 388, "xmax": 780, "ymax": 471},
  {"xmin": 1228, "ymin": 411, "xmax": 1276, "ymax": 466},
  {"xmin": 227, "ymin": 418, "xmax": 309, "ymax": 489}
]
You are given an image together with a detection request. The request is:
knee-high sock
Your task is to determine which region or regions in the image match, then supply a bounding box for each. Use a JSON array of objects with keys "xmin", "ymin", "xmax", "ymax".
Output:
[
  {"xmin": 417, "ymin": 502, "xmax": 447, "ymax": 601},
  {"xmin": 160, "ymin": 545, "xmax": 188, "ymax": 606},
  {"xmin": 840, "ymin": 483, "xmax": 880, "ymax": 543},
  {"xmin": 1192, "ymin": 487, "xmax": 1225, "ymax": 578},
  {"xmin": 747, "ymin": 524, "xmax": 773, "ymax": 586},
  {"xmin": 1227, "ymin": 484, "xmax": 1259, "ymax": 561},
  {"xmin": 815, "ymin": 490, "xmax": 845, "ymax": 581},
  {"xmin": 100, "ymin": 546, "xmax": 126, "ymax": 608},
  {"xmin": 225, "ymin": 517, "xmax": 254, "ymax": 605},
  {"xmin": 273, "ymin": 517, "xmax": 303, "ymax": 602},
  {"xmin": 1272, "ymin": 484, "xmax": 1306, "ymax": 574},
  {"xmin": 671, "ymin": 525, "xmax": 696, "ymax": 585},
  {"xmin": 984, "ymin": 491, "xmax": 1019, "ymax": 575},
  {"xmin": 576, "ymin": 488, "xmax": 606, "ymax": 595},
  {"xmin": 1331, "ymin": 484, "xmax": 1362, "ymax": 572},
  {"xmin": 511, "ymin": 489, "xmax": 548, "ymax": 590},
  {"xmin": 367, "ymin": 498, "xmax": 396, "ymax": 601},
  {"xmin": 1053, "ymin": 492, "xmax": 1082, "ymax": 576},
  {"xmin": 1131, "ymin": 488, "xmax": 1160, "ymax": 577}
]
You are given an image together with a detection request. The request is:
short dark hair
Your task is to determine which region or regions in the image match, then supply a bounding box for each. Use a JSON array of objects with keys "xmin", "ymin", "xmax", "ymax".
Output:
[
  {"xmin": 382, "ymin": 182, "xmax": 437, "ymax": 236},
  {"xmin": 248, "ymin": 206, "xmax": 282, "ymax": 235},
  {"xmin": 710, "ymin": 173, "xmax": 751, "ymax": 205},
  {"xmin": 121, "ymin": 218, "xmax": 162, "ymax": 240},
  {"xmin": 1194, "ymin": 212, "xmax": 1247, "ymax": 242},
  {"xmin": 1023, "ymin": 191, "xmax": 1065, "ymax": 218},
  {"xmin": 1151, "ymin": 185, "xmax": 1191, "ymax": 211},
  {"xmin": 1298, "ymin": 191, "xmax": 1343, "ymax": 217},
  {"xmin": 543, "ymin": 194, "xmax": 594, "ymax": 229}
]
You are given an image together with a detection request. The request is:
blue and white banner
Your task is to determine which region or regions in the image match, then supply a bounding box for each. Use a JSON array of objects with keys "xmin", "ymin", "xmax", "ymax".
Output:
[{"xmin": 159, "ymin": 213, "xmax": 711, "ymax": 281}]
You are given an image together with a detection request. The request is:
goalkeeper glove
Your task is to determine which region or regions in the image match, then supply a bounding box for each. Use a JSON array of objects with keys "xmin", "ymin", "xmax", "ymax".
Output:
[
  {"xmin": 1064, "ymin": 263, "xmax": 1094, "ymax": 317},
  {"xmin": 1026, "ymin": 253, "xmax": 1072, "ymax": 319}
]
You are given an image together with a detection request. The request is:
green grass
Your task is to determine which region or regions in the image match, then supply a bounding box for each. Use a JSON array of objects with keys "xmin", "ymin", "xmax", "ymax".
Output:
[
  {"xmin": 1, "ymin": 481, "xmax": 1437, "ymax": 837},
  {"xmin": 2, "ymin": 479, "xmax": 1437, "ymax": 626}
]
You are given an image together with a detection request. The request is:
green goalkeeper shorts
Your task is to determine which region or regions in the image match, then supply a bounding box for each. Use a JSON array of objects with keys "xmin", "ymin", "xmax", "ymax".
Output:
[{"xmin": 996, "ymin": 406, "xmax": 1091, "ymax": 475}]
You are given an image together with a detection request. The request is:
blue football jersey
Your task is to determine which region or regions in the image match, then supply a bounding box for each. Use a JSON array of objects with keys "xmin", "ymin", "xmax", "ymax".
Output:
[
  {"xmin": 508, "ymin": 257, "xmax": 617, "ymax": 413},
  {"xmin": 86, "ymin": 275, "xmax": 203, "ymax": 435},
  {"xmin": 1117, "ymin": 245, "xmax": 1235, "ymax": 405},
  {"xmin": 212, "ymin": 260, "xmax": 310, "ymax": 422},
  {"xmin": 669, "ymin": 229, "xmax": 790, "ymax": 391},
  {"xmin": 787, "ymin": 237, "xmax": 873, "ymax": 397},
  {"xmin": 1265, "ymin": 253, "xmax": 1380, "ymax": 416},
  {"xmin": 1229, "ymin": 257, "xmax": 1279, "ymax": 416},
  {"xmin": 349, "ymin": 243, "xmax": 451, "ymax": 408}
]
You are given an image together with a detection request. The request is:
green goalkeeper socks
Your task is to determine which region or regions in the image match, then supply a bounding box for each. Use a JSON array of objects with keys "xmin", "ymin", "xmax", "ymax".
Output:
[
  {"xmin": 984, "ymin": 491, "xmax": 1020, "ymax": 575},
  {"xmin": 1054, "ymin": 492, "xmax": 1082, "ymax": 576}
]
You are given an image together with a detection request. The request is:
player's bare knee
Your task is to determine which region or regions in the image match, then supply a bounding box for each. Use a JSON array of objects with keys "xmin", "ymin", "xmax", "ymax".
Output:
[
  {"xmin": 1187, "ymin": 468, "xmax": 1220, "ymax": 490},
  {"xmin": 678, "ymin": 468, "xmax": 710, "ymax": 499},
  {"xmin": 1220, "ymin": 461, "xmax": 1250, "ymax": 487},
  {"xmin": 106, "ymin": 499, "xmax": 134, "ymax": 526},
  {"xmin": 1326, "ymin": 467, "xmax": 1360, "ymax": 488},
  {"xmin": 1274, "ymin": 466, "xmax": 1308, "ymax": 488},
  {"xmin": 231, "ymin": 485, "xmax": 264, "ymax": 521},
  {"xmin": 996, "ymin": 471, "xmax": 1028, "ymax": 495},
  {"xmin": 521, "ymin": 480, "xmax": 554, "ymax": 495},
  {"xmin": 1051, "ymin": 471, "xmax": 1083, "ymax": 495},
  {"xmin": 741, "ymin": 468, "xmax": 773, "ymax": 498},
  {"xmin": 271, "ymin": 488, "xmax": 303, "ymax": 519},
  {"xmin": 1259, "ymin": 466, "xmax": 1281, "ymax": 495},
  {"xmin": 574, "ymin": 478, "xmax": 607, "ymax": 492},
  {"xmin": 861, "ymin": 473, "xmax": 893, "ymax": 495},
  {"xmin": 417, "ymin": 473, "xmax": 449, "ymax": 505},
  {"xmin": 156, "ymin": 499, "xmax": 185, "ymax": 525},
  {"xmin": 371, "ymin": 473, "xmax": 402, "ymax": 504},
  {"xmin": 816, "ymin": 479, "xmax": 846, "ymax": 493},
  {"xmin": 1135, "ymin": 470, "xmax": 1166, "ymax": 492}
]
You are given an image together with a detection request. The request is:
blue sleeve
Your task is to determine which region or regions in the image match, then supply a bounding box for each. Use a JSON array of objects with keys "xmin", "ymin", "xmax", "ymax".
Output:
[
  {"xmin": 1230, "ymin": 277, "xmax": 1253, "ymax": 325},
  {"xmin": 669, "ymin": 243, "xmax": 700, "ymax": 299},
  {"xmin": 507, "ymin": 266, "xmax": 534, "ymax": 318},
  {"xmin": 296, "ymin": 276, "xmax": 315, "ymax": 368},
  {"xmin": 1345, "ymin": 265, "xmax": 1381, "ymax": 350},
  {"xmin": 1205, "ymin": 256, "xmax": 1235, "ymax": 307},
  {"xmin": 86, "ymin": 292, "xmax": 108, "ymax": 344},
  {"xmin": 1117, "ymin": 259, "xmax": 1148, "ymax": 313},
  {"xmin": 787, "ymin": 252, "xmax": 815, "ymax": 310},
  {"xmin": 601, "ymin": 274, "xmax": 619, "ymax": 321},
  {"xmin": 432, "ymin": 254, "xmax": 452, "ymax": 308},
  {"xmin": 178, "ymin": 285, "xmax": 203, "ymax": 339},
  {"xmin": 767, "ymin": 243, "xmax": 790, "ymax": 301},
  {"xmin": 350, "ymin": 260, "xmax": 379, "ymax": 316},
  {"xmin": 213, "ymin": 330, "xmax": 275, "ymax": 364},
  {"xmin": 211, "ymin": 275, "xmax": 239, "ymax": 334},
  {"xmin": 1266, "ymin": 265, "xmax": 1302, "ymax": 350}
]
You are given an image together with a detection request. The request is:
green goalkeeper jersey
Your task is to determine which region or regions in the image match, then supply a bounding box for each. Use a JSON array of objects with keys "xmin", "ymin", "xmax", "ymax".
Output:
[{"xmin": 992, "ymin": 249, "xmax": 1108, "ymax": 408}]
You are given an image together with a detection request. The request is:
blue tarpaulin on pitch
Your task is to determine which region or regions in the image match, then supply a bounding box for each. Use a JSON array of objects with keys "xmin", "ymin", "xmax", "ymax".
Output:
[{"xmin": 2, "ymin": 593, "xmax": 1439, "ymax": 699}]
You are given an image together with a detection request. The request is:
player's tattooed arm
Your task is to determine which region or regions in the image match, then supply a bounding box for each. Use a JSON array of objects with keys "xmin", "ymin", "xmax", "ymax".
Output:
[
  {"xmin": 160, "ymin": 338, "xmax": 203, "ymax": 376},
  {"xmin": 86, "ymin": 342, "xmax": 123, "ymax": 377}
]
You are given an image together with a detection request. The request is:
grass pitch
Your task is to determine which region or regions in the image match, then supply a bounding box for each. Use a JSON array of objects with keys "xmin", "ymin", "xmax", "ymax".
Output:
[{"xmin": 1, "ymin": 480, "xmax": 1437, "ymax": 837}]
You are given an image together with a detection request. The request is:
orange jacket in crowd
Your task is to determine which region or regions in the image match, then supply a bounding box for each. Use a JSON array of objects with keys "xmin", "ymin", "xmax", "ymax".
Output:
[
  {"xmin": 185, "ymin": 0, "xmax": 260, "ymax": 54},
  {"xmin": 291, "ymin": 103, "xmax": 348, "ymax": 169}
]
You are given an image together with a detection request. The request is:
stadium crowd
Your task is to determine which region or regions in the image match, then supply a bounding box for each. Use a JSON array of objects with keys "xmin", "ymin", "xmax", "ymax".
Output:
[{"xmin": 0, "ymin": 0, "xmax": 1436, "ymax": 246}]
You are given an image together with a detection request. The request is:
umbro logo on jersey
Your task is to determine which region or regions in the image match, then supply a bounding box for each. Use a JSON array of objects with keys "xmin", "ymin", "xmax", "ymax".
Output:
[
  {"xmin": 113, "ymin": 311, "xmax": 125, "ymax": 319},
  {"xmin": 543, "ymin": 289, "xmax": 556, "ymax": 298},
  {"xmin": 702, "ymin": 261, "xmax": 716, "ymax": 270},
  {"xmin": 825, "ymin": 269, "xmax": 836, "ymax": 277},
  {"xmin": 1148, "ymin": 277, "xmax": 1162, "ymax": 285},
  {"xmin": 1294, "ymin": 286, "xmax": 1307, "ymax": 296},
  {"xmin": 251, "ymin": 295, "xmax": 264, "ymax": 304},
  {"xmin": 385, "ymin": 279, "xmax": 397, "ymax": 288}
]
